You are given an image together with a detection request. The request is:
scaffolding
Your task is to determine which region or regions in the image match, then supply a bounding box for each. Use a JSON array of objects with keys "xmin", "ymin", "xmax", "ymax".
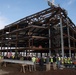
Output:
[{"xmin": 0, "ymin": 6, "xmax": 76, "ymax": 57}]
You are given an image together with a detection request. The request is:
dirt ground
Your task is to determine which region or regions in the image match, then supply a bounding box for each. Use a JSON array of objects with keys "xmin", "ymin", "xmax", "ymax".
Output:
[
  {"xmin": 1, "ymin": 63, "xmax": 76, "ymax": 75},
  {"xmin": 0, "ymin": 70, "xmax": 9, "ymax": 75}
]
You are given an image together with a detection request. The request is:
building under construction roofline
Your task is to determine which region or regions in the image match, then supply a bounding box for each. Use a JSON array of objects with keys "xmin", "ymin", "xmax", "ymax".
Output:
[{"xmin": 0, "ymin": 5, "xmax": 76, "ymax": 58}]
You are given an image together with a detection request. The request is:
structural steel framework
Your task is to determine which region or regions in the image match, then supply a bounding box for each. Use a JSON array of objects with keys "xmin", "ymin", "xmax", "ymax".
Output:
[{"xmin": 0, "ymin": 6, "xmax": 76, "ymax": 57}]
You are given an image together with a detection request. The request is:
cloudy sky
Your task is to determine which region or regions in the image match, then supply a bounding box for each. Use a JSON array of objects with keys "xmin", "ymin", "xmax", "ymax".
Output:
[{"xmin": 0, "ymin": 0, "xmax": 76, "ymax": 29}]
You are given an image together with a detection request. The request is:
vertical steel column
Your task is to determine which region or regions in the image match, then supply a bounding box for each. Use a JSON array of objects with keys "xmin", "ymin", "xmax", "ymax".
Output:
[
  {"xmin": 49, "ymin": 24, "xmax": 51, "ymax": 56},
  {"xmin": 67, "ymin": 19, "xmax": 71, "ymax": 57},
  {"xmin": 1, "ymin": 37, "xmax": 2, "ymax": 50},
  {"xmin": 60, "ymin": 17, "xmax": 64, "ymax": 58},
  {"xmin": 32, "ymin": 39, "xmax": 33, "ymax": 48},
  {"xmin": 9, "ymin": 27, "xmax": 11, "ymax": 50},
  {"xmin": 8, "ymin": 27, "xmax": 10, "ymax": 50},
  {"xmin": 73, "ymin": 34, "xmax": 75, "ymax": 49},
  {"xmin": 28, "ymin": 31, "xmax": 31, "ymax": 55},
  {"xmin": 16, "ymin": 25, "xmax": 18, "ymax": 50},
  {"xmin": 3, "ymin": 30, "xmax": 4, "ymax": 50},
  {"xmin": 6, "ymin": 26, "xmax": 8, "ymax": 55}
]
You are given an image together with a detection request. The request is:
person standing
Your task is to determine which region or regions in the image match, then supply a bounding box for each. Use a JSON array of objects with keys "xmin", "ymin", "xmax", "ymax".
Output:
[
  {"xmin": 46, "ymin": 56, "xmax": 50, "ymax": 71},
  {"xmin": 39, "ymin": 56, "xmax": 44, "ymax": 71},
  {"xmin": 50, "ymin": 56, "xmax": 53, "ymax": 69},
  {"xmin": 53, "ymin": 55, "xmax": 57, "ymax": 70},
  {"xmin": 32, "ymin": 55, "xmax": 36, "ymax": 71},
  {"xmin": 56, "ymin": 54, "xmax": 61, "ymax": 69},
  {"xmin": 0, "ymin": 53, "xmax": 3, "ymax": 69}
]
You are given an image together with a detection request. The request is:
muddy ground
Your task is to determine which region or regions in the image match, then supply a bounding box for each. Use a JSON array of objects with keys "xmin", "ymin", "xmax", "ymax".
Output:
[{"xmin": 1, "ymin": 63, "xmax": 76, "ymax": 75}]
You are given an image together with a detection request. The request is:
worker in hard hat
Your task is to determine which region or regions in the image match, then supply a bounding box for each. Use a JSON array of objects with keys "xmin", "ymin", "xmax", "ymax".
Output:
[
  {"xmin": 32, "ymin": 55, "xmax": 36, "ymax": 71},
  {"xmin": 0, "ymin": 54, "xmax": 3, "ymax": 69}
]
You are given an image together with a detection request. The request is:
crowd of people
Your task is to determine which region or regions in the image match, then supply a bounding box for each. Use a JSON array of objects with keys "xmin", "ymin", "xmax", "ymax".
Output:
[{"xmin": 0, "ymin": 52, "xmax": 76, "ymax": 71}]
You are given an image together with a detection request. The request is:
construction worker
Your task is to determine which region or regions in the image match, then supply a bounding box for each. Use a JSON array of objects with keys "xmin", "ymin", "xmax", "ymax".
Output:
[
  {"xmin": 64, "ymin": 56, "xmax": 68, "ymax": 67},
  {"xmin": 70, "ymin": 57, "xmax": 73, "ymax": 68},
  {"xmin": 39, "ymin": 56, "xmax": 44, "ymax": 71},
  {"xmin": 53, "ymin": 55, "xmax": 57, "ymax": 70},
  {"xmin": 68, "ymin": 57, "xmax": 73, "ymax": 68},
  {"xmin": 56, "ymin": 54, "xmax": 61, "ymax": 69},
  {"xmin": 0, "ymin": 54, "xmax": 2, "ymax": 69},
  {"xmin": 67, "ymin": 57, "xmax": 70, "ymax": 68},
  {"xmin": 0, "ymin": 56, "xmax": 1, "ymax": 59},
  {"xmin": 61, "ymin": 57, "xmax": 64, "ymax": 65},
  {"xmin": 43, "ymin": 56, "xmax": 46, "ymax": 63},
  {"xmin": 12, "ymin": 54, "xmax": 15, "ymax": 59},
  {"xmin": 36, "ymin": 57, "xmax": 40, "ymax": 63},
  {"xmin": 46, "ymin": 56, "xmax": 50, "ymax": 71},
  {"xmin": 50, "ymin": 56, "xmax": 53, "ymax": 64},
  {"xmin": 60, "ymin": 57, "xmax": 64, "ymax": 69},
  {"xmin": 32, "ymin": 55, "xmax": 36, "ymax": 71},
  {"xmin": 49, "ymin": 56, "xmax": 53, "ymax": 69}
]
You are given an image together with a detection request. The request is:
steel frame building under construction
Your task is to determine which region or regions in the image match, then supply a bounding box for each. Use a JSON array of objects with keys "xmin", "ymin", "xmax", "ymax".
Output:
[{"xmin": 0, "ymin": 6, "xmax": 76, "ymax": 58}]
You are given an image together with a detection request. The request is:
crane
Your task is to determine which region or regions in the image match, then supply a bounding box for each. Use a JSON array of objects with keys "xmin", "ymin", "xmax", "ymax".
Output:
[{"xmin": 47, "ymin": 0, "xmax": 54, "ymax": 6}]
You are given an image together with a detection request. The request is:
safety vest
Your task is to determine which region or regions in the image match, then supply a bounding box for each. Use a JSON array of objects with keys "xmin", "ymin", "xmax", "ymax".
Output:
[
  {"xmin": 61, "ymin": 58, "xmax": 64, "ymax": 64},
  {"xmin": 0, "ymin": 56, "xmax": 1, "ymax": 59},
  {"xmin": 58, "ymin": 57, "xmax": 61, "ymax": 61},
  {"xmin": 64, "ymin": 58, "xmax": 67, "ymax": 64},
  {"xmin": 32, "ymin": 57, "xmax": 36, "ymax": 63},
  {"xmin": 67, "ymin": 57, "xmax": 70, "ymax": 64},
  {"xmin": 12, "ymin": 55, "xmax": 15, "ymax": 59},
  {"xmin": 69, "ymin": 58, "xmax": 72, "ymax": 64},
  {"xmin": 57, "ymin": 57, "xmax": 61, "ymax": 62},
  {"xmin": 50, "ymin": 58, "xmax": 53, "ymax": 63},
  {"xmin": 70, "ymin": 61, "xmax": 72, "ymax": 64},
  {"xmin": 43, "ymin": 58, "xmax": 46, "ymax": 63},
  {"xmin": 62, "ymin": 61, "xmax": 64, "ymax": 64}
]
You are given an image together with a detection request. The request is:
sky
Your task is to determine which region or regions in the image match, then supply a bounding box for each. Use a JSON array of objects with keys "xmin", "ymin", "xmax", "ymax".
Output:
[{"xmin": 0, "ymin": 0, "xmax": 76, "ymax": 29}]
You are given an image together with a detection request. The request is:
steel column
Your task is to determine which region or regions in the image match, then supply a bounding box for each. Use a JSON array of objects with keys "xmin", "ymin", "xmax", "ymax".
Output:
[
  {"xmin": 49, "ymin": 24, "xmax": 51, "ymax": 56},
  {"xmin": 60, "ymin": 17, "xmax": 64, "ymax": 58},
  {"xmin": 67, "ymin": 19, "xmax": 71, "ymax": 57}
]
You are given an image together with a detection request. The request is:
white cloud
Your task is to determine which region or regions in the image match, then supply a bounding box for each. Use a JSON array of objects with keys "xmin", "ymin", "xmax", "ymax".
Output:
[
  {"xmin": 0, "ymin": 16, "xmax": 9, "ymax": 29},
  {"xmin": 67, "ymin": 0, "xmax": 75, "ymax": 5}
]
